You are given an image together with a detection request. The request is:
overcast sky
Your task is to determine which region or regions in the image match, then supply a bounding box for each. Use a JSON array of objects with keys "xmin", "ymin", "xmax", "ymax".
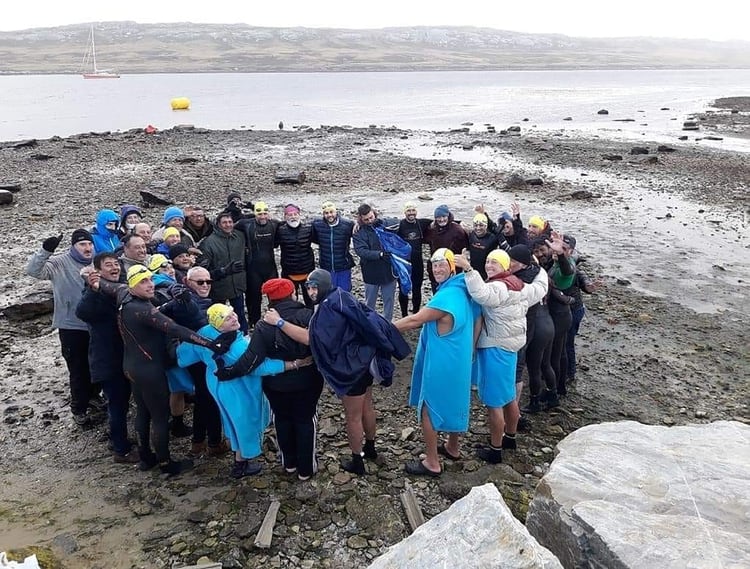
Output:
[{"xmin": 1, "ymin": 0, "xmax": 748, "ymax": 41}]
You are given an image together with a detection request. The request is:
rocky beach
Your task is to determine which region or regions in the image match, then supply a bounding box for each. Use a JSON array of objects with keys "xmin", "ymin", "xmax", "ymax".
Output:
[{"xmin": 0, "ymin": 98, "xmax": 748, "ymax": 568}]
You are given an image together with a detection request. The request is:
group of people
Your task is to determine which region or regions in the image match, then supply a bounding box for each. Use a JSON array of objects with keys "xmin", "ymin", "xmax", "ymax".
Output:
[{"xmin": 25, "ymin": 193, "xmax": 598, "ymax": 479}]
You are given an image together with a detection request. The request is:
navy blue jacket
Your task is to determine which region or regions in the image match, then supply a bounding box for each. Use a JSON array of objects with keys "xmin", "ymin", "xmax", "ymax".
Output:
[
  {"xmin": 309, "ymin": 288, "xmax": 410, "ymax": 397},
  {"xmin": 311, "ymin": 216, "xmax": 355, "ymax": 273},
  {"xmin": 75, "ymin": 285, "xmax": 124, "ymax": 383},
  {"xmin": 353, "ymin": 220, "xmax": 395, "ymax": 285}
]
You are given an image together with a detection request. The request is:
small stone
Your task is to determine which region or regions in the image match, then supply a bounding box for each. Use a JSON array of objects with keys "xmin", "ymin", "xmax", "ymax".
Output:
[
  {"xmin": 541, "ymin": 447, "xmax": 554, "ymax": 454},
  {"xmin": 695, "ymin": 410, "xmax": 708, "ymax": 419},
  {"xmin": 662, "ymin": 416, "xmax": 675, "ymax": 426},
  {"xmin": 400, "ymin": 427, "xmax": 415, "ymax": 441},
  {"xmin": 347, "ymin": 535, "xmax": 369, "ymax": 549},
  {"xmin": 679, "ymin": 408, "xmax": 688, "ymax": 415},
  {"xmin": 333, "ymin": 472, "xmax": 352, "ymax": 485},
  {"xmin": 170, "ymin": 542, "xmax": 187, "ymax": 554}
]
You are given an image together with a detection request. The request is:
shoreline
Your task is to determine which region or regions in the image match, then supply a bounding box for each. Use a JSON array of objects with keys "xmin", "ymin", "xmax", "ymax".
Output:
[{"xmin": 0, "ymin": 121, "xmax": 748, "ymax": 568}]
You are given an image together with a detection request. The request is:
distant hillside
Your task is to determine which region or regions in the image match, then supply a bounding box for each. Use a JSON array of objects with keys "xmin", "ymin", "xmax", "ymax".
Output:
[{"xmin": 1, "ymin": 22, "xmax": 749, "ymax": 74}]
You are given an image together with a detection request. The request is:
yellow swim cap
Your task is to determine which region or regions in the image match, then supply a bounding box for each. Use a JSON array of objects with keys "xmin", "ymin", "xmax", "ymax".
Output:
[
  {"xmin": 430, "ymin": 247, "xmax": 455, "ymax": 274},
  {"xmin": 254, "ymin": 201, "xmax": 269, "ymax": 213},
  {"xmin": 163, "ymin": 227, "xmax": 181, "ymax": 239},
  {"xmin": 403, "ymin": 202, "xmax": 417, "ymax": 213},
  {"xmin": 473, "ymin": 213, "xmax": 488, "ymax": 225},
  {"xmin": 147, "ymin": 254, "xmax": 170, "ymax": 272},
  {"xmin": 528, "ymin": 215, "xmax": 546, "ymax": 230},
  {"xmin": 207, "ymin": 303, "xmax": 234, "ymax": 330},
  {"xmin": 321, "ymin": 201, "xmax": 337, "ymax": 213},
  {"xmin": 487, "ymin": 249, "xmax": 511, "ymax": 271},
  {"xmin": 127, "ymin": 265, "xmax": 152, "ymax": 288}
]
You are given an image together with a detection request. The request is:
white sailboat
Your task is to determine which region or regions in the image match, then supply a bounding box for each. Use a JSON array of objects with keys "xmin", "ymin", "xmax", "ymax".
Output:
[{"xmin": 81, "ymin": 25, "xmax": 120, "ymax": 79}]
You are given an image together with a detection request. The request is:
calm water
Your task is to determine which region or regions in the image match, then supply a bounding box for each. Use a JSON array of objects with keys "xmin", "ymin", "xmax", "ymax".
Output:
[{"xmin": 1, "ymin": 69, "xmax": 750, "ymax": 147}]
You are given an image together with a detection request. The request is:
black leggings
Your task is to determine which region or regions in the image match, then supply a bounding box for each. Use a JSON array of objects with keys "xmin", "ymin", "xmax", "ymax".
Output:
[
  {"xmin": 246, "ymin": 265, "xmax": 279, "ymax": 326},
  {"xmin": 527, "ymin": 305, "xmax": 556, "ymax": 397},
  {"xmin": 130, "ymin": 371, "xmax": 171, "ymax": 462},
  {"xmin": 264, "ymin": 382, "xmax": 323, "ymax": 478},
  {"xmin": 188, "ymin": 363, "xmax": 222, "ymax": 447},
  {"xmin": 549, "ymin": 306, "xmax": 572, "ymax": 395}
]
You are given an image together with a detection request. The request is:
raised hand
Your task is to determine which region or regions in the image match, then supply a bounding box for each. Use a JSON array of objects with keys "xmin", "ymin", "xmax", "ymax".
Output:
[{"xmin": 42, "ymin": 233, "xmax": 63, "ymax": 253}]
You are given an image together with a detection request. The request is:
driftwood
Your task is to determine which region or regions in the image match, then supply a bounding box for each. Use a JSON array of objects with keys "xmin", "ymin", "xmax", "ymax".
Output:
[
  {"xmin": 0, "ymin": 190, "xmax": 13, "ymax": 205},
  {"xmin": 274, "ymin": 171, "xmax": 306, "ymax": 184},
  {"xmin": 254, "ymin": 500, "xmax": 281, "ymax": 548},
  {"xmin": 400, "ymin": 480, "xmax": 425, "ymax": 532},
  {"xmin": 0, "ymin": 182, "xmax": 22, "ymax": 192}
]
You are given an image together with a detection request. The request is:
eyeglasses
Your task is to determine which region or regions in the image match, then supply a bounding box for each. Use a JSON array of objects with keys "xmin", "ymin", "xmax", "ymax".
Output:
[
  {"xmin": 191, "ymin": 279, "xmax": 213, "ymax": 286},
  {"xmin": 157, "ymin": 261, "xmax": 173, "ymax": 269},
  {"xmin": 255, "ymin": 208, "xmax": 269, "ymax": 213},
  {"xmin": 304, "ymin": 281, "xmax": 319, "ymax": 289}
]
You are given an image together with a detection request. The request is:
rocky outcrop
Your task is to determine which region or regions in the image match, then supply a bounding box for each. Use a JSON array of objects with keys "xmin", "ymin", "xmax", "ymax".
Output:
[
  {"xmin": 526, "ymin": 421, "xmax": 750, "ymax": 569},
  {"xmin": 369, "ymin": 483, "xmax": 562, "ymax": 569}
]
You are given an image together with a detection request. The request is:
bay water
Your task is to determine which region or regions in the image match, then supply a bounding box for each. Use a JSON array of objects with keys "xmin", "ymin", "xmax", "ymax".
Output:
[{"xmin": 1, "ymin": 69, "xmax": 750, "ymax": 148}]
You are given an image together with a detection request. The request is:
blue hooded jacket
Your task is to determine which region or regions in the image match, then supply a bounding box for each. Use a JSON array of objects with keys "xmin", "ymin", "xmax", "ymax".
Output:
[{"xmin": 91, "ymin": 209, "xmax": 120, "ymax": 254}]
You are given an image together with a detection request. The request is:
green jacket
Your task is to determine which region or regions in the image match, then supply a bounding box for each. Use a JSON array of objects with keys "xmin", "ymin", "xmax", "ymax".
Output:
[{"xmin": 200, "ymin": 229, "xmax": 246, "ymax": 301}]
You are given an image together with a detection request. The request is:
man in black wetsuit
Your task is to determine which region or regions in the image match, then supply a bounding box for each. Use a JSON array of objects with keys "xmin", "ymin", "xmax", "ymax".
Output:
[
  {"xmin": 393, "ymin": 203, "xmax": 431, "ymax": 317},
  {"xmin": 89, "ymin": 264, "xmax": 233, "ymax": 476}
]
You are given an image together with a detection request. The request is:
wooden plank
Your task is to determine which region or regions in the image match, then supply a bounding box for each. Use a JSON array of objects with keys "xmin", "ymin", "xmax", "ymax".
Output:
[
  {"xmin": 400, "ymin": 480, "xmax": 425, "ymax": 532},
  {"xmin": 254, "ymin": 499, "xmax": 281, "ymax": 548}
]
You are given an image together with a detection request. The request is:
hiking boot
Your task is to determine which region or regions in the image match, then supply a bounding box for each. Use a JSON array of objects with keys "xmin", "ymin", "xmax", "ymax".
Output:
[
  {"xmin": 207, "ymin": 440, "xmax": 230, "ymax": 457},
  {"xmin": 72, "ymin": 411, "xmax": 90, "ymax": 426},
  {"xmin": 138, "ymin": 450, "xmax": 159, "ymax": 471},
  {"xmin": 501, "ymin": 434, "xmax": 517, "ymax": 450},
  {"xmin": 160, "ymin": 458, "xmax": 194, "ymax": 476},
  {"xmin": 522, "ymin": 396, "xmax": 542, "ymax": 414},
  {"xmin": 189, "ymin": 441, "xmax": 207, "ymax": 458},
  {"xmin": 113, "ymin": 448, "xmax": 140, "ymax": 464},
  {"xmin": 170, "ymin": 417, "xmax": 193, "ymax": 438},
  {"xmin": 88, "ymin": 394, "xmax": 107, "ymax": 412},
  {"xmin": 363, "ymin": 439, "xmax": 378, "ymax": 461},
  {"xmin": 543, "ymin": 390, "xmax": 561, "ymax": 410},
  {"xmin": 476, "ymin": 446, "xmax": 503, "ymax": 464},
  {"xmin": 341, "ymin": 453, "xmax": 366, "ymax": 476}
]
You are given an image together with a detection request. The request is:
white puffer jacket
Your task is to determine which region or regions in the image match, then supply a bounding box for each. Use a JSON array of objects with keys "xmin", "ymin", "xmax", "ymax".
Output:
[{"xmin": 464, "ymin": 267, "xmax": 549, "ymax": 352}]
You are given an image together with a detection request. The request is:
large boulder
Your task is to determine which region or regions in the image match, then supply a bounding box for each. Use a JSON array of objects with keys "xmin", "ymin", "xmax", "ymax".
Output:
[
  {"xmin": 369, "ymin": 483, "xmax": 562, "ymax": 569},
  {"xmin": 527, "ymin": 421, "xmax": 750, "ymax": 569}
]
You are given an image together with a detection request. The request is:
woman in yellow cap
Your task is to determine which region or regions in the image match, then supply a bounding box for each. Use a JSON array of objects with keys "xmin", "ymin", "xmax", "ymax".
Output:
[
  {"xmin": 454, "ymin": 247, "xmax": 549, "ymax": 464},
  {"xmin": 177, "ymin": 303, "xmax": 313, "ymax": 479},
  {"xmin": 88, "ymin": 265, "xmax": 235, "ymax": 476}
]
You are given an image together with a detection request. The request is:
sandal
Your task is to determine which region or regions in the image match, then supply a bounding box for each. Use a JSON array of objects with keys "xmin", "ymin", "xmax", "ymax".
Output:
[
  {"xmin": 404, "ymin": 459, "xmax": 441, "ymax": 478},
  {"xmin": 437, "ymin": 443, "xmax": 462, "ymax": 461}
]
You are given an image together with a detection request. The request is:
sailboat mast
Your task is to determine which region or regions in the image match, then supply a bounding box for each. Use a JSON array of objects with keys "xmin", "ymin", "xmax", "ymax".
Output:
[{"xmin": 90, "ymin": 25, "xmax": 98, "ymax": 73}]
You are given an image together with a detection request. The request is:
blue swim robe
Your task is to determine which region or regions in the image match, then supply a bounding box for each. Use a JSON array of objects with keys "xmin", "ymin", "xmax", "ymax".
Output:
[
  {"xmin": 408, "ymin": 274, "xmax": 480, "ymax": 432},
  {"xmin": 177, "ymin": 327, "xmax": 283, "ymax": 459}
]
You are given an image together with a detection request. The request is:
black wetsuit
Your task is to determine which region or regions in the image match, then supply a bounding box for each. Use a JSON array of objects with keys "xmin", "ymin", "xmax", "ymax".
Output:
[
  {"xmin": 100, "ymin": 280, "xmax": 217, "ymax": 464},
  {"xmin": 394, "ymin": 217, "xmax": 431, "ymax": 316},
  {"xmin": 237, "ymin": 217, "xmax": 279, "ymax": 326}
]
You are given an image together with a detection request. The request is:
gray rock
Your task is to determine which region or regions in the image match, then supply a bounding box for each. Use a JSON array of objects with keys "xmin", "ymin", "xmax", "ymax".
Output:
[
  {"xmin": 526, "ymin": 421, "xmax": 750, "ymax": 569},
  {"xmin": 1, "ymin": 291, "xmax": 53, "ymax": 320},
  {"xmin": 0, "ymin": 190, "xmax": 14, "ymax": 205},
  {"xmin": 52, "ymin": 533, "xmax": 79, "ymax": 554},
  {"xmin": 345, "ymin": 494, "xmax": 406, "ymax": 542},
  {"xmin": 369, "ymin": 483, "xmax": 561, "ymax": 569}
]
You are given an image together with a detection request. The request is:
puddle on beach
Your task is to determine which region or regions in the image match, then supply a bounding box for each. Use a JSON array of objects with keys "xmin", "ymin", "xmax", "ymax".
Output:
[{"xmin": 261, "ymin": 133, "xmax": 749, "ymax": 317}]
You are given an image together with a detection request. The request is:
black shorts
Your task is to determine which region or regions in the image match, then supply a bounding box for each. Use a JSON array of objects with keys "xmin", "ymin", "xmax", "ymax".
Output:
[{"xmin": 346, "ymin": 373, "xmax": 374, "ymax": 397}]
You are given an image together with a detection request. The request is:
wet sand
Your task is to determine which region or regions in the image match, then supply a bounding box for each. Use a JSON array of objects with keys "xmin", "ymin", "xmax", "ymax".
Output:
[{"xmin": 0, "ymin": 117, "xmax": 748, "ymax": 567}]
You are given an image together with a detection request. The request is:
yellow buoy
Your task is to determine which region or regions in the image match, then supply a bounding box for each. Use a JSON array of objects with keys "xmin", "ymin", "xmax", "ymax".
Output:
[{"xmin": 170, "ymin": 97, "xmax": 190, "ymax": 110}]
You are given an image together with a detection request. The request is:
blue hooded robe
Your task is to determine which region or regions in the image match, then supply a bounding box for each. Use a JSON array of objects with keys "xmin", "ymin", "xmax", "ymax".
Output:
[
  {"xmin": 91, "ymin": 209, "xmax": 121, "ymax": 254},
  {"xmin": 177, "ymin": 327, "xmax": 283, "ymax": 459},
  {"xmin": 408, "ymin": 273, "xmax": 480, "ymax": 432}
]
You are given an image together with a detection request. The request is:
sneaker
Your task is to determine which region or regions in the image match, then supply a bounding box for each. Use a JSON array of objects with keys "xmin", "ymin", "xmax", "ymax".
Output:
[
  {"xmin": 170, "ymin": 419, "xmax": 193, "ymax": 438},
  {"xmin": 476, "ymin": 446, "xmax": 503, "ymax": 464},
  {"xmin": 230, "ymin": 460, "xmax": 261, "ymax": 479},
  {"xmin": 72, "ymin": 411, "xmax": 90, "ymax": 426},
  {"xmin": 113, "ymin": 448, "xmax": 140, "ymax": 464},
  {"xmin": 363, "ymin": 440, "xmax": 378, "ymax": 461},
  {"xmin": 160, "ymin": 458, "xmax": 194, "ymax": 476},
  {"xmin": 341, "ymin": 453, "xmax": 366, "ymax": 476},
  {"xmin": 207, "ymin": 440, "xmax": 230, "ymax": 457},
  {"xmin": 501, "ymin": 434, "xmax": 517, "ymax": 450}
]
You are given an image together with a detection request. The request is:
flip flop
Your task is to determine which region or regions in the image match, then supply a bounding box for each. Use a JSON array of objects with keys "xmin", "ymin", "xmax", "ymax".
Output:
[
  {"xmin": 404, "ymin": 459, "xmax": 441, "ymax": 478},
  {"xmin": 437, "ymin": 443, "xmax": 462, "ymax": 461}
]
